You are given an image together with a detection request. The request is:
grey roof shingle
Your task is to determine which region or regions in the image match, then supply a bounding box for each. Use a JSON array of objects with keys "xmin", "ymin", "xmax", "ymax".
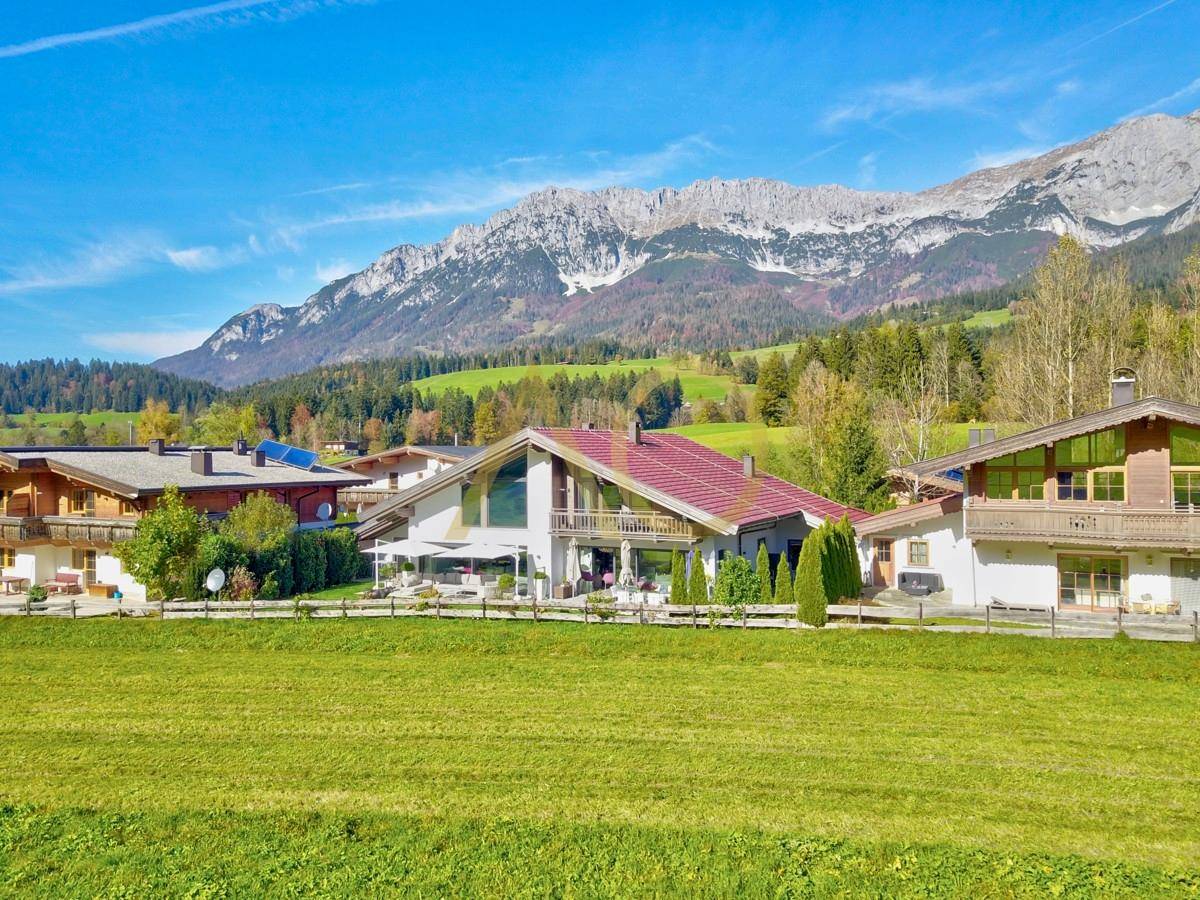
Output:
[{"xmin": 0, "ymin": 446, "xmax": 369, "ymax": 497}]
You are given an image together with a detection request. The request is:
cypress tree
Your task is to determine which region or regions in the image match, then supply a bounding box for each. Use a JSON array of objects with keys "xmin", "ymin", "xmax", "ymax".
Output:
[
  {"xmin": 773, "ymin": 554, "xmax": 793, "ymax": 607},
  {"xmin": 670, "ymin": 549, "xmax": 687, "ymax": 602},
  {"xmin": 755, "ymin": 543, "xmax": 772, "ymax": 605},
  {"xmin": 687, "ymin": 547, "xmax": 708, "ymax": 604},
  {"xmin": 838, "ymin": 514, "xmax": 863, "ymax": 599},
  {"xmin": 794, "ymin": 531, "xmax": 828, "ymax": 627}
]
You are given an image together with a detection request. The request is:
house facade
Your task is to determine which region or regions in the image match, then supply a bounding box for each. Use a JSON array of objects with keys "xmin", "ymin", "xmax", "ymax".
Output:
[
  {"xmin": 857, "ymin": 382, "xmax": 1200, "ymax": 615},
  {"xmin": 336, "ymin": 444, "xmax": 483, "ymax": 514},
  {"xmin": 0, "ymin": 440, "xmax": 367, "ymax": 599},
  {"xmin": 358, "ymin": 424, "xmax": 869, "ymax": 592}
]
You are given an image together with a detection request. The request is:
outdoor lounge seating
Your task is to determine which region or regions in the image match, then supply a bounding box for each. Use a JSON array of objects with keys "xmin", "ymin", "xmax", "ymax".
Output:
[
  {"xmin": 897, "ymin": 571, "xmax": 942, "ymax": 596},
  {"xmin": 41, "ymin": 573, "xmax": 82, "ymax": 595}
]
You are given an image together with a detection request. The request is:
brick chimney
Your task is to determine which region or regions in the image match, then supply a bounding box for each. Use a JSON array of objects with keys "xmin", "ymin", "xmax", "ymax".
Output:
[
  {"xmin": 628, "ymin": 421, "xmax": 642, "ymax": 444},
  {"xmin": 234, "ymin": 438, "xmax": 248, "ymax": 455},
  {"xmin": 251, "ymin": 449, "xmax": 267, "ymax": 467}
]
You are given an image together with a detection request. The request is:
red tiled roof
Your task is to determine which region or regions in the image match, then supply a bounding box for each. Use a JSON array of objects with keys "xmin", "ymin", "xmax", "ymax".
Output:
[{"xmin": 534, "ymin": 428, "xmax": 871, "ymax": 528}]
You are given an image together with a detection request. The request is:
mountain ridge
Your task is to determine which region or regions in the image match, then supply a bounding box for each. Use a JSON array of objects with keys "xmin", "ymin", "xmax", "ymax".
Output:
[{"xmin": 158, "ymin": 109, "xmax": 1200, "ymax": 387}]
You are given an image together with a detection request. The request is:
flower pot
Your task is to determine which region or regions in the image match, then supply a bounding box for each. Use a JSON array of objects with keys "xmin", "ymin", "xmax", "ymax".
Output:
[
  {"xmin": 535, "ymin": 579, "xmax": 548, "ymax": 602},
  {"xmin": 401, "ymin": 571, "xmax": 419, "ymax": 588}
]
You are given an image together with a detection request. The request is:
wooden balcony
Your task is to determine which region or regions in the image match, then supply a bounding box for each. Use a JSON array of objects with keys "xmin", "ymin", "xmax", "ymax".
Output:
[
  {"xmin": 0, "ymin": 516, "xmax": 45, "ymax": 544},
  {"xmin": 966, "ymin": 501, "xmax": 1200, "ymax": 549},
  {"xmin": 549, "ymin": 507, "xmax": 697, "ymax": 541},
  {"xmin": 44, "ymin": 517, "xmax": 136, "ymax": 547},
  {"xmin": 339, "ymin": 487, "xmax": 402, "ymax": 507}
]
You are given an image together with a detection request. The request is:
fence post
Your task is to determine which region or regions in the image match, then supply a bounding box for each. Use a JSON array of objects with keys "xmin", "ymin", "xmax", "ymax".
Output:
[
  {"xmin": 918, "ymin": 602, "xmax": 923, "ymax": 628},
  {"xmin": 857, "ymin": 599, "xmax": 863, "ymax": 626},
  {"xmin": 481, "ymin": 595, "xmax": 487, "ymax": 619},
  {"xmin": 204, "ymin": 596, "xmax": 209, "ymax": 619},
  {"xmin": 532, "ymin": 592, "xmax": 539, "ymax": 622},
  {"xmin": 390, "ymin": 595, "xmax": 395, "ymax": 618},
  {"xmin": 1050, "ymin": 606, "xmax": 1056, "ymax": 638},
  {"xmin": 1193, "ymin": 609, "xmax": 1198, "ymax": 643},
  {"xmin": 1117, "ymin": 605, "xmax": 1123, "ymax": 635},
  {"xmin": 691, "ymin": 603, "xmax": 697, "ymax": 628},
  {"xmin": 583, "ymin": 597, "xmax": 588, "ymax": 625},
  {"xmin": 249, "ymin": 598, "xmax": 255, "ymax": 621},
  {"xmin": 117, "ymin": 596, "xmax": 122, "ymax": 620},
  {"xmin": 435, "ymin": 594, "xmax": 442, "ymax": 618},
  {"xmin": 159, "ymin": 597, "xmax": 165, "ymax": 619},
  {"xmin": 640, "ymin": 597, "xmax": 646, "ymax": 625},
  {"xmin": 24, "ymin": 594, "xmax": 30, "ymax": 616},
  {"xmin": 985, "ymin": 604, "xmax": 990, "ymax": 634},
  {"xmin": 341, "ymin": 598, "xmax": 347, "ymax": 619},
  {"xmin": 70, "ymin": 594, "xmax": 76, "ymax": 620},
  {"xmin": 741, "ymin": 605, "xmax": 747, "ymax": 629}
]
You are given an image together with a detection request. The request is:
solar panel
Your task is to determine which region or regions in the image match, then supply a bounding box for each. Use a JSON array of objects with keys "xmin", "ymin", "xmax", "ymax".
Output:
[{"xmin": 256, "ymin": 439, "xmax": 319, "ymax": 471}]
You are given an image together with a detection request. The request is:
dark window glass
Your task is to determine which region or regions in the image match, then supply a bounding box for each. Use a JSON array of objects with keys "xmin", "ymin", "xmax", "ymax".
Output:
[{"xmin": 488, "ymin": 455, "xmax": 527, "ymax": 528}]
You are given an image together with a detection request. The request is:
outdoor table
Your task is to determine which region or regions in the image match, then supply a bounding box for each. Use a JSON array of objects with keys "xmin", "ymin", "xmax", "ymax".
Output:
[{"xmin": 0, "ymin": 575, "xmax": 29, "ymax": 595}]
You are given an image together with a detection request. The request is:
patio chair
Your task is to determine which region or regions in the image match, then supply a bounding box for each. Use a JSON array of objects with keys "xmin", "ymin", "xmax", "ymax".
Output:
[{"xmin": 1153, "ymin": 598, "xmax": 1181, "ymax": 616}]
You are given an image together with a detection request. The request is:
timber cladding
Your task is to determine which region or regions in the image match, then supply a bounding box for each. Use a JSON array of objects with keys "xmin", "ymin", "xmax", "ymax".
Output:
[{"xmin": 1126, "ymin": 417, "xmax": 1172, "ymax": 509}]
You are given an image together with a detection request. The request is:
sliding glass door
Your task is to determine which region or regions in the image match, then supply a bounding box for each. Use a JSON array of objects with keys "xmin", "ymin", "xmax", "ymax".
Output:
[{"xmin": 1058, "ymin": 555, "xmax": 1124, "ymax": 611}]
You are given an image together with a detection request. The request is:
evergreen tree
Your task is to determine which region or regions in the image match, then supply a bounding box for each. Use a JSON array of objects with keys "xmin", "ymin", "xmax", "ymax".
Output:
[
  {"xmin": 752, "ymin": 351, "xmax": 790, "ymax": 426},
  {"xmin": 826, "ymin": 411, "xmax": 890, "ymax": 512},
  {"xmin": 670, "ymin": 549, "xmax": 687, "ymax": 602},
  {"xmin": 687, "ymin": 547, "xmax": 708, "ymax": 604},
  {"xmin": 837, "ymin": 515, "xmax": 863, "ymax": 599},
  {"xmin": 794, "ymin": 532, "xmax": 828, "ymax": 627},
  {"xmin": 755, "ymin": 542, "xmax": 772, "ymax": 605},
  {"xmin": 64, "ymin": 414, "xmax": 87, "ymax": 445},
  {"xmin": 773, "ymin": 554, "xmax": 793, "ymax": 607}
]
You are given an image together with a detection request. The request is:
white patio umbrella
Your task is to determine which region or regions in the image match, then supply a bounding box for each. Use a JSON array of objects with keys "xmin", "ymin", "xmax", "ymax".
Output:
[
  {"xmin": 565, "ymin": 537, "xmax": 582, "ymax": 588},
  {"xmin": 433, "ymin": 542, "xmax": 526, "ymax": 597},
  {"xmin": 617, "ymin": 539, "xmax": 635, "ymax": 586},
  {"xmin": 366, "ymin": 539, "xmax": 448, "ymax": 588}
]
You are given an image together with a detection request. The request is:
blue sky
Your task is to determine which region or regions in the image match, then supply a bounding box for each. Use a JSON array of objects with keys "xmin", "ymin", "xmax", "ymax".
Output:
[{"xmin": 1, "ymin": 0, "xmax": 1199, "ymax": 364}]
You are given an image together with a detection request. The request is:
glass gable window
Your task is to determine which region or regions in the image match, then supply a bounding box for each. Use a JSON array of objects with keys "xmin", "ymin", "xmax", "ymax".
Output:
[
  {"xmin": 487, "ymin": 455, "xmax": 527, "ymax": 528},
  {"xmin": 985, "ymin": 447, "xmax": 1044, "ymax": 500},
  {"xmin": 1174, "ymin": 472, "xmax": 1200, "ymax": 509},
  {"xmin": 461, "ymin": 481, "xmax": 482, "ymax": 527},
  {"xmin": 1169, "ymin": 425, "xmax": 1200, "ymax": 464},
  {"xmin": 1054, "ymin": 428, "xmax": 1125, "ymax": 466}
]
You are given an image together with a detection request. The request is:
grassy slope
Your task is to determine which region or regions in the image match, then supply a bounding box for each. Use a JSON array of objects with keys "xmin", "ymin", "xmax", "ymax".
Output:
[
  {"xmin": 1, "ymin": 619, "xmax": 1198, "ymax": 895},
  {"xmin": 0, "ymin": 412, "xmax": 141, "ymax": 445},
  {"xmin": 411, "ymin": 359, "xmax": 745, "ymax": 403},
  {"xmin": 961, "ymin": 307, "xmax": 1013, "ymax": 329}
]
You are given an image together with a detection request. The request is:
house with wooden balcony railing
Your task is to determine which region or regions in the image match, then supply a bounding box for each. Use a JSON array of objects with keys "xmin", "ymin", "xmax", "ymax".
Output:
[
  {"xmin": 336, "ymin": 444, "xmax": 483, "ymax": 515},
  {"xmin": 358, "ymin": 423, "xmax": 868, "ymax": 597},
  {"xmin": 0, "ymin": 441, "xmax": 367, "ymax": 599},
  {"xmin": 855, "ymin": 371, "xmax": 1200, "ymax": 616}
]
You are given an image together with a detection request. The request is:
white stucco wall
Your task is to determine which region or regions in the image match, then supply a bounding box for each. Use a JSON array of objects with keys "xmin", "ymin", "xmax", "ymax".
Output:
[
  {"xmin": 361, "ymin": 455, "xmax": 449, "ymax": 491},
  {"xmin": 862, "ymin": 512, "xmax": 973, "ymax": 602}
]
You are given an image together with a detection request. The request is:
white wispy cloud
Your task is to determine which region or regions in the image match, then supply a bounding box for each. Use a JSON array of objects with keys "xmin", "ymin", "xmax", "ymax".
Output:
[
  {"xmin": 272, "ymin": 134, "xmax": 716, "ymax": 245},
  {"xmin": 820, "ymin": 75, "xmax": 1018, "ymax": 131},
  {"xmin": 1126, "ymin": 76, "xmax": 1200, "ymax": 119},
  {"xmin": 87, "ymin": 329, "xmax": 215, "ymax": 359},
  {"xmin": 856, "ymin": 152, "xmax": 879, "ymax": 188},
  {"xmin": 314, "ymin": 259, "xmax": 355, "ymax": 282},
  {"xmin": 166, "ymin": 245, "xmax": 226, "ymax": 271},
  {"xmin": 1068, "ymin": 0, "xmax": 1179, "ymax": 52},
  {"xmin": 0, "ymin": 0, "xmax": 370, "ymax": 60},
  {"xmin": 0, "ymin": 235, "xmax": 165, "ymax": 294},
  {"xmin": 969, "ymin": 145, "xmax": 1051, "ymax": 170}
]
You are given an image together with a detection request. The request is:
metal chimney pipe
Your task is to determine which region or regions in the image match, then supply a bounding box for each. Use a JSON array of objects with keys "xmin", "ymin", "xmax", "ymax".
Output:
[{"xmin": 742, "ymin": 454, "xmax": 756, "ymax": 478}]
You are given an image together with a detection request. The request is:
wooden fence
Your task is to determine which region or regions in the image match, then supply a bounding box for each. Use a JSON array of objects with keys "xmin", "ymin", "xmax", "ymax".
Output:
[{"xmin": 3, "ymin": 592, "xmax": 1199, "ymax": 642}]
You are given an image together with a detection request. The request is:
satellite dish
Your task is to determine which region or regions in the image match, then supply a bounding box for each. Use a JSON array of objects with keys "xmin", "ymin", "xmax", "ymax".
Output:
[
  {"xmin": 316, "ymin": 501, "xmax": 333, "ymax": 521},
  {"xmin": 205, "ymin": 568, "xmax": 226, "ymax": 593}
]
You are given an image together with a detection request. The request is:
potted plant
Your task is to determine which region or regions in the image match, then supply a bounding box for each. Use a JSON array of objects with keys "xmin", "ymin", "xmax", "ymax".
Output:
[
  {"xmin": 553, "ymin": 577, "xmax": 573, "ymax": 600},
  {"xmin": 400, "ymin": 560, "xmax": 418, "ymax": 588},
  {"xmin": 533, "ymin": 570, "xmax": 548, "ymax": 601}
]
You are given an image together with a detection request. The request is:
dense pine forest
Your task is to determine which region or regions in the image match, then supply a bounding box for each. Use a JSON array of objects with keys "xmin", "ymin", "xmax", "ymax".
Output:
[{"xmin": 0, "ymin": 359, "xmax": 220, "ymax": 417}]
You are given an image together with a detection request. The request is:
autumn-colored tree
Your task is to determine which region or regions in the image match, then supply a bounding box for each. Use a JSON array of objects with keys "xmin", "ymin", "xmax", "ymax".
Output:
[{"xmin": 136, "ymin": 399, "xmax": 182, "ymax": 444}]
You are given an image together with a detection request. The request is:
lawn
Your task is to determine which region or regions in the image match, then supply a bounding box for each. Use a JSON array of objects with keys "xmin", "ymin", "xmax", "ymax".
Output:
[
  {"xmin": 410, "ymin": 359, "xmax": 745, "ymax": 404},
  {"xmin": 1, "ymin": 619, "xmax": 1197, "ymax": 895},
  {"xmin": 0, "ymin": 411, "xmax": 140, "ymax": 445},
  {"xmin": 960, "ymin": 307, "xmax": 1013, "ymax": 329}
]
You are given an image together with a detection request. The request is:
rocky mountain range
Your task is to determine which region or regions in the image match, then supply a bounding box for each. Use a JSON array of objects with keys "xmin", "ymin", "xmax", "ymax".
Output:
[{"xmin": 158, "ymin": 109, "xmax": 1200, "ymax": 387}]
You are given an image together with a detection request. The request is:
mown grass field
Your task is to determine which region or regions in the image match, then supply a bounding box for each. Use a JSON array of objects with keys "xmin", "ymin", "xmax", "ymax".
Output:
[
  {"xmin": 1, "ymin": 618, "xmax": 1198, "ymax": 896},
  {"xmin": 0, "ymin": 411, "xmax": 140, "ymax": 445},
  {"xmin": 410, "ymin": 359, "xmax": 745, "ymax": 404}
]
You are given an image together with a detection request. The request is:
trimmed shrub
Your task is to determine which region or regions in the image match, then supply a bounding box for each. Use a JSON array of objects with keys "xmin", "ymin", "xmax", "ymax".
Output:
[
  {"xmin": 670, "ymin": 549, "xmax": 687, "ymax": 602},
  {"xmin": 755, "ymin": 543, "xmax": 772, "ymax": 605},
  {"xmin": 187, "ymin": 533, "xmax": 249, "ymax": 600},
  {"xmin": 838, "ymin": 514, "xmax": 863, "ymax": 599},
  {"xmin": 794, "ymin": 532, "xmax": 828, "ymax": 627},
  {"xmin": 773, "ymin": 554, "xmax": 793, "ymax": 607},
  {"xmin": 251, "ymin": 534, "xmax": 293, "ymax": 599},
  {"xmin": 227, "ymin": 565, "xmax": 258, "ymax": 602},
  {"xmin": 713, "ymin": 554, "xmax": 757, "ymax": 611},
  {"xmin": 687, "ymin": 548, "xmax": 708, "ymax": 604},
  {"xmin": 291, "ymin": 531, "xmax": 327, "ymax": 595},
  {"xmin": 320, "ymin": 527, "xmax": 360, "ymax": 587},
  {"xmin": 258, "ymin": 572, "xmax": 280, "ymax": 602}
]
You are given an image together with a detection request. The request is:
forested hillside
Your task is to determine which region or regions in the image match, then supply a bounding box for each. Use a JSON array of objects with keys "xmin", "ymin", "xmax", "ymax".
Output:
[{"xmin": 0, "ymin": 359, "xmax": 219, "ymax": 416}]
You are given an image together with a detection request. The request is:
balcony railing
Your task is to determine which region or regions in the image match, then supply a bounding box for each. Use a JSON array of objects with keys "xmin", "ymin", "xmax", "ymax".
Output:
[
  {"xmin": 0, "ymin": 516, "xmax": 134, "ymax": 546},
  {"xmin": 966, "ymin": 501, "xmax": 1200, "ymax": 548},
  {"xmin": 338, "ymin": 487, "xmax": 403, "ymax": 506},
  {"xmin": 549, "ymin": 507, "xmax": 696, "ymax": 540}
]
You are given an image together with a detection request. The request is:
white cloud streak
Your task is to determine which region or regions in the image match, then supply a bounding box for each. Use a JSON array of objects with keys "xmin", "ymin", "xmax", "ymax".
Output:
[
  {"xmin": 0, "ymin": 0, "xmax": 368, "ymax": 60},
  {"xmin": 87, "ymin": 329, "xmax": 216, "ymax": 359},
  {"xmin": 1069, "ymin": 0, "xmax": 1179, "ymax": 52},
  {"xmin": 1126, "ymin": 76, "xmax": 1200, "ymax": 119},
  {"xmin": 820, "ymin": 75, "xmax": 1018, "ymax": 131},
  {"xmin": 272, "ymin": 134, "xmax": 717, "ymax": 245},
  {"xmin": 314, "ymin": 259, "xmax": 355, "ymax": 282},
  {"xmin": 968, "ymin": 145, "xmax": 1051, "ymax": 170}
]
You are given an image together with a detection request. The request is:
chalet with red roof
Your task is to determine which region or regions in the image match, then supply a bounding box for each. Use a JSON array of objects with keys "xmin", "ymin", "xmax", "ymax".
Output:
[{"xmin": 358, "ymin": 423, "xmax": 867, "ymax": 596}]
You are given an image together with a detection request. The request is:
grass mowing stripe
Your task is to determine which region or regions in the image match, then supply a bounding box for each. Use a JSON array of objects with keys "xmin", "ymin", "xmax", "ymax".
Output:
[
  {"xmin": 0, "ymin": 618, "xmax": 1197, "ymax": 888},
  {"xmin": 2, "ymin": 807, "xmax": 1196, "ymax": 898}
]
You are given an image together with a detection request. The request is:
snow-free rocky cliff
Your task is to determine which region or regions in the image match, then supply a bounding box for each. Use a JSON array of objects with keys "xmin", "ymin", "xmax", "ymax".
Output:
[{"xmin": 159, "ymin": 109, "xmax": 1200, "ymax": 387}]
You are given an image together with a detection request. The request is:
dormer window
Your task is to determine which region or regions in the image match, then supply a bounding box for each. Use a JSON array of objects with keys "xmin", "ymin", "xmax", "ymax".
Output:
[{"xmin": 985, "ymin": 447, "xmax": 1045, "ymax": 500}]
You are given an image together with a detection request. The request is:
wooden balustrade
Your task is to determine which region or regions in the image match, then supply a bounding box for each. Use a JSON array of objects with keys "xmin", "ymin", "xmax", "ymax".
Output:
[
  {"xmin": 549, "ymin": 507, "xmax": 696, "ymax": 540},
  {"xmin": 966, "ymin": 502, "xmax": 1200, "ymax": 548}
]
